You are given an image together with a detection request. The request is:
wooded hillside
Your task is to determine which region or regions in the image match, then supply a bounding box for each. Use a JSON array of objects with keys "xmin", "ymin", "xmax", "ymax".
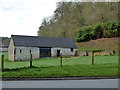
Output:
[{"xmin": 38, "ymin": 2, "xmax": 118, "ymax": 41}]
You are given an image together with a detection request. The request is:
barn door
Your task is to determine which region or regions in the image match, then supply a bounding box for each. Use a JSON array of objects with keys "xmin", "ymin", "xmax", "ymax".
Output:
[{"xmin": 40, "ymin": 48, "xmax": 51, "ymax": 58}]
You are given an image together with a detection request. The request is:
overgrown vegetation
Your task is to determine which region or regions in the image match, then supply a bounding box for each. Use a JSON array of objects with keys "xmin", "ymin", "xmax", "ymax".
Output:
[
  {"xmin": 76, "ymin": 21, "xmax": 119, "ymax": 42},
  {"xmin": 38, "ymin": 2, "xmax": 118, "ymax": 41}
]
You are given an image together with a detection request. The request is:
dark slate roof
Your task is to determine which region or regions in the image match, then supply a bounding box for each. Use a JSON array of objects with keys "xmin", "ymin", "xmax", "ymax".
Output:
[{"xmin": 11, "ymin": 35, "xmax": 77, "ymax": 49}]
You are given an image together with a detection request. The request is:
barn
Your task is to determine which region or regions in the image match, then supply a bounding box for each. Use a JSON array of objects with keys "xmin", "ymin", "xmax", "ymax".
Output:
[{"xmin": 8, "ymin": 35, "xmax": 77, "ymax": 61}]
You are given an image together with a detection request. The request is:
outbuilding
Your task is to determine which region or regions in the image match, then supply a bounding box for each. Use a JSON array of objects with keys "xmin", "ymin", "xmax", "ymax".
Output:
[{"xmin": 8, "ymin": 35, "xmax": 77, "ymax": 61}]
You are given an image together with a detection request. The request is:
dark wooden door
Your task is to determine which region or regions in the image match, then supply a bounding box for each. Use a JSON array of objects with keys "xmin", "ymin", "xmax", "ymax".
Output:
[
  {"xmin": 57, "ymin": 50, "xmax": 60, "ymax": 57},
  {"xmin": 40, "ymin": 48, "xmax": 51, "ymax": 58}
]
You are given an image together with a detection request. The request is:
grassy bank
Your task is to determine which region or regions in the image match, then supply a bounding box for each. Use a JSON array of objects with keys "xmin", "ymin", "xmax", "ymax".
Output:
[{"xmin": 76, "ymin": 37, "xmax": 119, "ymax": 52}]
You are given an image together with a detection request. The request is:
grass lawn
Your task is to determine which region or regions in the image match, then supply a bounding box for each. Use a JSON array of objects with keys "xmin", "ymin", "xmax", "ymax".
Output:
[{"xmin": 0, "ymin": 52, "xmax": 119, "ymax": 78}]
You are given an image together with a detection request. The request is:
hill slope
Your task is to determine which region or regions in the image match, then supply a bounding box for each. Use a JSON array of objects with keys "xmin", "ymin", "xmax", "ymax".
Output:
[{"xmin": 76, "ymin": 37, "xmax": 119, "ymax": 53}]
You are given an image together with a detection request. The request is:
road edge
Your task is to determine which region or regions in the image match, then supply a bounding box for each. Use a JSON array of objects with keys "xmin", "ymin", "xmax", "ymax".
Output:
[{"xmin": 1, "ymin": 76, "xmax": 119, "ymax": 81}]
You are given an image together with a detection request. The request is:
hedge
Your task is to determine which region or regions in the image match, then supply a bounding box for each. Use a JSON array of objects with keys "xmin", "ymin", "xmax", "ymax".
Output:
[{"xmin": 76, "ymin": 21, "xmax": 120, "ymax": 42}]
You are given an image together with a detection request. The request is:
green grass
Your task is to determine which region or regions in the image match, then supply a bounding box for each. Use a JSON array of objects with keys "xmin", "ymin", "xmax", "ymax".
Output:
[
  {"xmin": 2, "ymin": 63, "xmax": 118, "ymax": 78},
  {"xmin": 0, "ymin": 52, "xmax": 8, "ymax": 60},
  {"xmin": 0, "ymin": 52, "xmax": 119, "ymax": 78},
  {"xmin": 2, "ymin": 54, "xmax": 118, "ymax": 69}
]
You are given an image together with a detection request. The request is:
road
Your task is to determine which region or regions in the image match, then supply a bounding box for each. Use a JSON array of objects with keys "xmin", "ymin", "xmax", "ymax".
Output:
[{"xmin": 2, "ymin": 79, "xmax": 118, "ymax": 88}]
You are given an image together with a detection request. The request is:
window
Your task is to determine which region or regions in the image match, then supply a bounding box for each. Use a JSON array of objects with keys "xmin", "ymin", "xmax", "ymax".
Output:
[
  {"xmin": 20, "ymin": 50, "xmax": 22, "ymax": 53},
  {"xmin": 30, "ymin": 50, "xmax": 31, "ymax": 53},
  {"xmin": 71, "ymin": 48, "xmax": 73, "ymax": 52}
]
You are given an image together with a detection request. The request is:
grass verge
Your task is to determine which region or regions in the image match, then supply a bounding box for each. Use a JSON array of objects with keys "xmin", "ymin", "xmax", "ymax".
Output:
[{"xmin": 2, "ymin": 63, "xmax": 118, "ymax": 78}]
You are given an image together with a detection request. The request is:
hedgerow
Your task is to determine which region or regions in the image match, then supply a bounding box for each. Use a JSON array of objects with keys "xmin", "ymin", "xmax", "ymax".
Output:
[{"xmin": 76, "ymin": 21, "xmax": 120, "ymax": 42}]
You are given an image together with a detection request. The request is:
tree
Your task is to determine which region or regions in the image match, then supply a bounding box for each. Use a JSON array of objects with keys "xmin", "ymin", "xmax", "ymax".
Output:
[{"xmin": 38, "ymin": 2, "xmax": 118, "ymax": 41}]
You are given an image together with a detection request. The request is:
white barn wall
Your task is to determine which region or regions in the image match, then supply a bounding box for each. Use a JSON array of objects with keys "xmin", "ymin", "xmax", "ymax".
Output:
[
  {"xmin": 11, "ymin": 46, "xmax": 77, "ymax": 61},
  {"xmin": 14, "ymin": 46, "xmax": 39, "ymax": 61},
  {"xmin": 51, "ymin": 47, "xmax": 77, "ymax": 57}
]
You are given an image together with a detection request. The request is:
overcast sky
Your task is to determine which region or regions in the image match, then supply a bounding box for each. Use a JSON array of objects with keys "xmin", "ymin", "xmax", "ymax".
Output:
[
  {"xmin": 0, "ymin": 0, "xmax": 117, "ymax": 37},
  {"xmin": 0, "ymin": 0, "xmax": 61, "ymax": 37}
]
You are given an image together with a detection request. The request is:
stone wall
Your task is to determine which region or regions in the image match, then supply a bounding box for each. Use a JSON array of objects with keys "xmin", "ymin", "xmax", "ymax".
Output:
[
  {"xmin": 51, "ymin": 47, "xmax": 77, "ymax": 57},
  {"xmin": 8, "ymin": 42, "xmax": 78, "ymax": 61},
  {"xmin": 8, "ymin": 38, "xmax": 14, "ymax": 61},
  {"xmin": 14, "ymin": 46, "xmax": 39, "ymax": 61}
]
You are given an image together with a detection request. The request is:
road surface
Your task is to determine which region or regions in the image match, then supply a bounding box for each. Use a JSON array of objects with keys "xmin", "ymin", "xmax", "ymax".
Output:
[{"xmin": 2, "ymin": 79, "xmax": 118, "ymax": 88}]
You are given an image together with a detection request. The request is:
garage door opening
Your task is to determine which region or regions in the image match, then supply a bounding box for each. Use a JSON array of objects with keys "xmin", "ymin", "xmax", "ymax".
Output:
[{"xmin": 40, "ymin": 48, "xmax": 51, "ymax": 58}]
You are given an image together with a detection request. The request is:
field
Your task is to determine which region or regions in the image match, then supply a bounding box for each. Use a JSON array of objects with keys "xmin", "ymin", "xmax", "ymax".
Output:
[{"xmin": 0, "ymin": 52, "xmax": 118, "ymax": 78}]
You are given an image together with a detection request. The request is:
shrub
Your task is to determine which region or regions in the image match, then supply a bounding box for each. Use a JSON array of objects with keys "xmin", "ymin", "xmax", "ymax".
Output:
[{"xmin": 76, "ymin": 21, "xmax": 119, "ymax": 42}]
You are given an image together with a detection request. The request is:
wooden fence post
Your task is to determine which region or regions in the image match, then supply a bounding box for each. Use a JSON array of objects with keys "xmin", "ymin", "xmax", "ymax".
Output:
[
  {"xmin": 92, "ymin": 51, "xmax": 94, "ymax": 64},
  {"xmin": 30, "ymin": 54, "xmax": 32, "ymax": 68},
  {"xmin": 60, "ymin": 54, "xmax": 62, "ymax": 66},
  {"xmin": 1, "ymin": 55, "xmax": 4, "ymax": 72}
]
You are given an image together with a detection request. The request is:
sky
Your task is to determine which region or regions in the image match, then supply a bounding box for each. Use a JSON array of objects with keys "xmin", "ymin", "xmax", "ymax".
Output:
[
  {"xmin": 0, "ymin": 0, "xmax": 118, "ymax": 37},
  {"xmin": 0, "ymin": 0, "xmax": 60, "ymax": 37}
]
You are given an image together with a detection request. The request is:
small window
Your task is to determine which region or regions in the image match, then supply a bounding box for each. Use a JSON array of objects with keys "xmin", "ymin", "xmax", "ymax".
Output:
[
  {"xmin": 30, "ymin": 50, "xmax": 31, "ymax": 53},
  {"xmin": 20, "ymin": 50, "xmax": 22, "ymax": 53},
  {"xmin": 71, "ymin": 48, "xmax": 73, "ymax": 52}
]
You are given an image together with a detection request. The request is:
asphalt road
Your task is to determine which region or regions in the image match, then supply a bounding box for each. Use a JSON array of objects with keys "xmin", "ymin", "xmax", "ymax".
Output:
[{"xmin": 2, "ymin": 79, "xmax": 118, "ymax": 88}]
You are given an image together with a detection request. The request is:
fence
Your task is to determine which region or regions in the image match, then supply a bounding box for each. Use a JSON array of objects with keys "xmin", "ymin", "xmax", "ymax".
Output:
[
  {"xmin": 1, "ymin": 53, "xmax": 64, "ymax": 72},
  {"xmin": 0, "ymin": 50, "xmax": 117, "ymax": 72}
]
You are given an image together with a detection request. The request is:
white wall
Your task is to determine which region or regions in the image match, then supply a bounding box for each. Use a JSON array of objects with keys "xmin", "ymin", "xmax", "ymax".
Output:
[
  {"xmin": 14, "ymin": 46, "xmax": 39, "ymax": 61},
  {"xmin": 51, "ymin": 47, "xmax": 77, "ymax": 57},
  {"xmin": 10, "ymin": 46, "xmax": 77, "ymax": 61}
]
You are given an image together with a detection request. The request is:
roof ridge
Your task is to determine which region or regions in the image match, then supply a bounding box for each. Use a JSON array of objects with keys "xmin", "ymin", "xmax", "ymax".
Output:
[
  {"xmin": 11, "ymin": 35, "xmax": 37, "ymax": 37},
  {"xmin": 11, "ymin": 35, "xmax": 72, "ymax": 39}
]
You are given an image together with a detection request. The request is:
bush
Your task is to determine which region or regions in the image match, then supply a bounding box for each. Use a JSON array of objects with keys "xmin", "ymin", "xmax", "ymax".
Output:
[
  {"xmin": 76, "ymin": 26, "xmax": 91, "ymax": 42},
  {"xmin": 76, "ymin": 21, "xmax": 119, "ymax": 42}
]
